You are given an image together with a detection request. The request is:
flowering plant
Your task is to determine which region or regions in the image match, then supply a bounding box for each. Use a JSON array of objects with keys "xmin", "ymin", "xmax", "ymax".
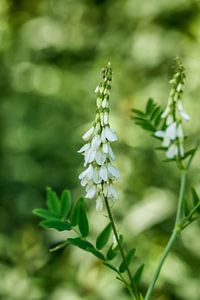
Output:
[{"xmin": 33, "ymin": 59, "xmax": 200, "ymax": 300}]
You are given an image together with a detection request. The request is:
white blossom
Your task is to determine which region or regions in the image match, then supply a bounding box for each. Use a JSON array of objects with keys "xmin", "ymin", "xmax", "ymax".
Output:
[
  {"xmin": 154, "ymin": 60, "xmax": 189, "ymax": 160},
  {"xmin": 78, "ymin": 63, "xmax": 120, "ymax": 211}
]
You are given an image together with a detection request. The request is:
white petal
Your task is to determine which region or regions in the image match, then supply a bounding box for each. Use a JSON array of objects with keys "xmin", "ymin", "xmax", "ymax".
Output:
[
  {"xmin": 108, "ymin": 144, "xmax": 115, "ymax": 160},
  {"xmin": 78, "ymin": 143, "xmax": 90, "ymax": 153},
  {"xmin": 82, "ymin": 126, "xmax": 94, "ymax": 141},
  {"xmin": 177, "ymin": 100, "xmax": 183, "ymax": 111},
  {"xmin": 161, "ymin": 107, "xmax": 170, "ymax": 118},
  {"xmin": 177, "ymin": 83, "xmax": 182, "ymax": 92},
  {"xmin": 101, "ymin": 128, "xmax": 106, "ymax": 143},
  {"xmin": 95, "ymin": 149, "xmax": 106, "ymax": 165},
  {"xmin": 155, "ymin": 130, "xmax": 165, "ymax": 138},
  {"xmin": 107, "ymin": 185, "xmax": 118, "ymax": 200},
  {"xmin": 95, "ymin": 85, "xmax": 99, "ymax": 93},
  {"xmin": 102, "ymin": 143, "xmax": 109, "ymax": 154},
  {"xmin": 179, "ymin": 143, "xmax": 185, "ymax": 157},
  {"xmin": 166, "ymin": 115, "xmax": 173, "ymax": 125},
  {"xmin": 102, "ymin": 98, "xmax": 108, "ymax": 108},
  {"xmin": 104, "ymin": 126, "xmax": 117, "ymax": 142},
  {"xmin": 100, "ymin": 112, "xmax": 104, "ymax": 126},
  {"xmin": 165, "ymin": 122, "xmax": 177, "ymax": 140},
  {"xmin": 96, "ymin": 195, "xmax": 104, "ymax": 211},
  {"xmin": 80, "ymin": 178, "xmax": 88, "ymax": 187},
  {"xmin": 180, "ymin": 111, "xmax": 190, "ymax": 121},
  {"xmin": 87, "ymin": 149, "xmax": 96, "ymax": 163},
  {"xmin": 79, "ymin": 164, "xmax": 93, "ymax": 180},
  {"xmin": 162, "ymin": 135, "xmax": 171, "ymax": 147},
  {"xmin": 91, "ymin": 135, "xmax": 102, "ymax": 150},
  {"xmin": 108, "ymin": 163, "xmax": 120, "ymax": 179},
  {"xmin": 104, "ymin": 112, "xmax": 109, "ymax": 125},
  {"xmin": 85, "ymin": 185, "xmax": 96, "ymax": 199},
  {"xmin": 177, "ymin": 123, "xmax": 184, "ymax": 139},
  {"xmin": 96, "ymin": 97, "xmax": 101, "ymax": 108},
  {"xmin": 166, "ymin": 144, "xmax": 178, "ymax": 159},
  {"xmin": 99, "ymin": 165, "xmax": 108, "ymax": 181},
  {"xmin": 93, "ymin": 168, "xmax": 102, "ymax": 184}
]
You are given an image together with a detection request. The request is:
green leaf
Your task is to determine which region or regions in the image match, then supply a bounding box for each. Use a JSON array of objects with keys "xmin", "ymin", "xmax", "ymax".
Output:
[
  {"xmin": 78, "ymin": 198, "xmax": 89, "ymax": 237},
  {"xmin": 68, "ymin": 238, "xmax": 105, "ymax": 260},
  {"xmin": 70, "ymin": 198, "xmax": 81, "ymax": 226},
  {"xmin": 191, "ymin": 187, "xmax": 200, "ymax": 213},
  {"xmin": 106, "ymin": 244, "xmax": 118, "ymax": 260},
  {"xmin": 183, "ymin": 199, "xmax": 190, "ymax": 217},
  {"xmin": 60, "ymin": 189, "xmax": 72, "ymax": 218},
  {"xmin": 119, "ymin": 248, "xmax": 136, "ymax": 273},
  {"xmin": 32, "ymin": 208, "xmax": 60, "ymax": 220},
  {"xmin": 50, "ymin": 241, "xmax": 69, "ymax": 252},
  {"xmin": 40, "ymin": 219, "xmax": 71, "ymax": 231},
  {"xmin": 96, "ymin": 223, "xmax": 112, "ymax": 250},
  {"xmin": 146, "ymin": 98, "xmax": 155, "ymax": 114},
  {"xmin": 133, "ymin": 264, "xmax": 145, "ymax": 286},
  {"xmin": 46, "ymin": 187, "xmax": 60, "ymax": 213}
]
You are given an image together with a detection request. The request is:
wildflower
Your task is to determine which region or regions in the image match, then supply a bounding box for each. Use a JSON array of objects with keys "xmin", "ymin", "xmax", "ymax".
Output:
[
  {"xmin": 78, "ymin": 63, "xmax": 120, "ymax": 211},
  {"xmin": 155, "ymin": 59, "xmax": 189, "ymax": 159}
]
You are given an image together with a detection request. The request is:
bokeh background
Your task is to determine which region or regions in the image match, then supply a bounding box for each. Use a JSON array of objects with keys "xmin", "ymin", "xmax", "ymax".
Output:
[{"xmin": 1, "ymin": 0, "xmax": 200, "ymax": 299}]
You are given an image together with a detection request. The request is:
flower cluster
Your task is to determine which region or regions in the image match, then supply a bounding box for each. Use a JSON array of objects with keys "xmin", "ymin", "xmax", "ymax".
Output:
[
  {"xmin": 155, "ymin": 60, "xmax": 190, "ymax": 159},
  {"xmin": 78, "ymin": 63, "xmax": 120, "ymax": 211}
]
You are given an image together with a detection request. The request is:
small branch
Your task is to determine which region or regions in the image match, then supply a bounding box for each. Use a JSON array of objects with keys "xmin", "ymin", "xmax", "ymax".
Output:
[
  {"xmin": 104, "ymin": 196, "xmax": 140, "ymax": 300},
  {"xmin": 144, "ymin": 171, "xmax": 187, "ymax": 300}
]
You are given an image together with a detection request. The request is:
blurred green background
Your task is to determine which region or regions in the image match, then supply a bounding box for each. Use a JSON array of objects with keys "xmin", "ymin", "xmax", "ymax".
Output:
[{"xmin": 1, "ymin": 0, "xmax": 200, "ymax": 299}]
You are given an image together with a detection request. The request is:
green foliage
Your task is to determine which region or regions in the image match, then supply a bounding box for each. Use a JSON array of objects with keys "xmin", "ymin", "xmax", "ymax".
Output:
[
  {"xmin": 78, "ymin": 198, "xmax": 89, "ymax": 237},
  {"xmin": 132, "ymin": 98, "xmax": 164, "ymax": 133},
  {"xmin": 119, "ymin": 249, "xmax": 136, "ymax": 273},
  {"xmin": 46, "ymin": 187, "xmax": 60, "ymax": 213},
  {"xmin": 60, "ymin": 189, "xmax": 72, "ymax": 218},
  {"xmin": 133, "ymin": 264, "xmax": 145, "ymax": 286},
  {"xmin": 41, "ymin": 219, "xmax": 71, "ymax": 231},
  {"xmin": 96, "ymin": 223, "xmax": 112, "ymax": 250},
  {"xmin": 106, "ymin": 244, "xmax": 119, "ymax": 260}
]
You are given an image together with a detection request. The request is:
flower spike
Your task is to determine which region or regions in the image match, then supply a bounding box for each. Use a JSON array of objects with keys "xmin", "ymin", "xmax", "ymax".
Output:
[
  {"xmin": 78, "ymin": 63, "xmax": 120, "ymax": 211},
  {"xmin": 155, "ymin": 58, "xmax": 190, "ymax": 159}
]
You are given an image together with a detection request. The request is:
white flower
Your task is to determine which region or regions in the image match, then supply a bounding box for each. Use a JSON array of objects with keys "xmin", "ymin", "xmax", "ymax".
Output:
[
  {"xmin": 95, "ymin": 149, "xmax": 106, "ymax": 165},
  {"xmin": 108, "ymin": 163, "xmax": 120, "ymax": 179},
  {"xmin": 99, "ymin": 165, "xmax": 108, "ymax": 181},
  {"xmin": 165, "ymin": 122, "xmax": 177, "ymax": 140},
  {"xmin": 179, "ymin": 111, "xmax": 190, "ymax": 121},
  {"xmin": 104, "ymin": 126, "xmax": 117, "ymax": 142},
  {"xmin": 155, "ymin": 130, "xmax": 165, "ymax": 138},
  {"xmin": 78, "ymin": 63, "xmax": 119, "ymax": 211},
  {"xmin": 91, "ymin": 135, "xmax": 102, "ymax": 150},
  {"xmin": 78, "ymin": 143, "xmax": 90, "ymax": 153},
  {"xmin": 96, "ymin": 195, "xmax": 104, "ymax": 211},
  {"xmin": 86, "ymin": 185, "xmax": 97, "ymax": 199},
  {"xmin": 166, "ymin": 144, "xmax": 178, "ymax": 159},
  {"xmin": 82, "ymin": 126, "xmax": 94, "ymax": 141}
]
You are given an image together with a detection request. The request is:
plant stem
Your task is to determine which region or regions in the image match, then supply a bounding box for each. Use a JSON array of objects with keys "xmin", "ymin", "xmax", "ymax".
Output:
[
  {"xmin": 144, "ymin": 171, "xmax": 187, "ymax": 300},
  {"xmin": 104, "ymin": 196, "xmax": 140, "ymax": 300}
]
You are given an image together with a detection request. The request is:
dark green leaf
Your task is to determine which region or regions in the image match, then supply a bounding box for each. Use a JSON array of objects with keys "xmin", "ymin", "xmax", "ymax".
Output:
[
  {"xmin": 68, "ymin": 238, "xmax": 105, "ymax": 260},
  {"xmin": 191, "ymin": 187, "xmax": 200, "ymax": 213},
  {"xmin": 119, "ymin": 248, "xmax": 136, "ymax": 273},
  {"xmin": 146, "ymin": 98, "xmax": 155, "ymax": 114},
  {"xmin": 40, "ymin": 219, "xmax": 71, "ymax": 231},
  {"xmin": 60, "ymin": 189, "xmax": 72, "ymax": 218},
  {"xmin": 133, "ymin": 264, "xmax": 145, "ymax": 286},
  {"xmin": 50, "ymin": 241, "xmax": 69, "ymax": 252},
  {"xmin": 70, "ymin": 198, "xmax": 81, "ymax": 226},
  {"xmin": 78, "ymin": 198, "xmax": 89, "ymax": 237},
  {"xmin": 131, "ymin": 109, "xmax": 145, "ymax": 117},
  {"xmin": 46, "ymin": 187, "xmax": 60, "ymax": 213},
  {"xmin": 184, "ymin": 199, "xmax": 190, "ymax": 217},
  {"xmin": 32, "ymin": 208, "xmax": 60, "ymax": 220},
  {"xmin": 106, "ymin": 244, "xmax": 118, "ymax": 260},
  {"xmin": 96, "ymin": 223, "xmax": 112, "ymax": 250}
]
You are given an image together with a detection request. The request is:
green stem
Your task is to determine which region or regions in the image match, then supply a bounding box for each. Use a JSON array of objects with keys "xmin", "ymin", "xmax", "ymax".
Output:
[
  {"xmin": 104, "ymin": 196, "xmax": 140, "ymax": 300},
  {"xmin": 144, "ymin": 171, "xmax": 187, "ymax": 300}
]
